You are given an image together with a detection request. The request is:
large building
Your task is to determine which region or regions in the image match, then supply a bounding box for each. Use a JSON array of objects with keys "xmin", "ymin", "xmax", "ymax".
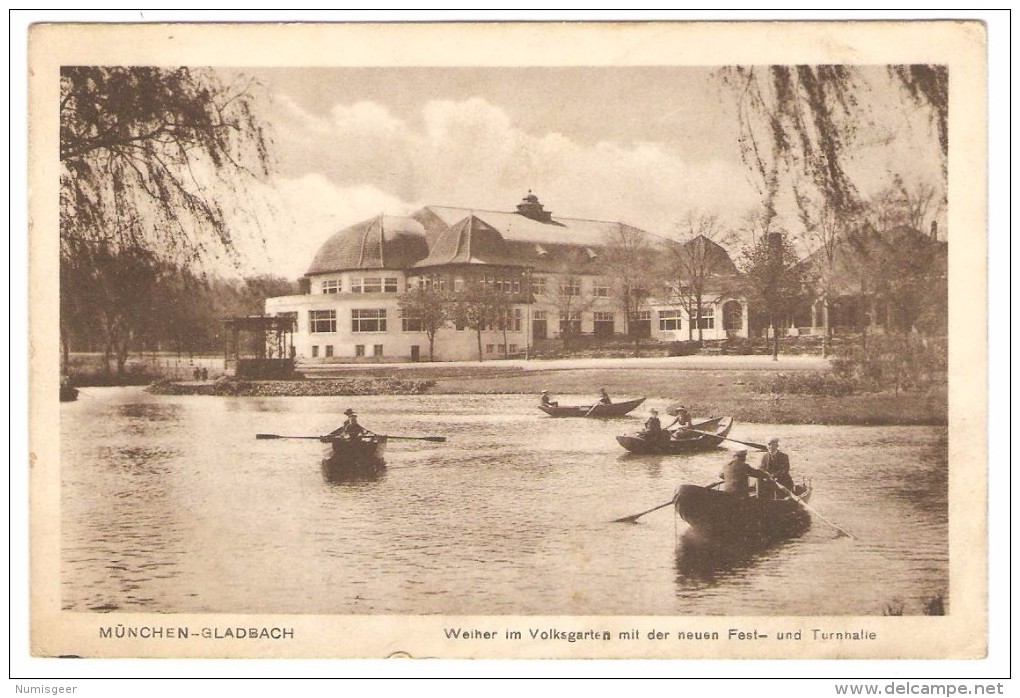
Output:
[{"xmin": 265, "ymin": 193, "xmax": 748, "ymax": 362}]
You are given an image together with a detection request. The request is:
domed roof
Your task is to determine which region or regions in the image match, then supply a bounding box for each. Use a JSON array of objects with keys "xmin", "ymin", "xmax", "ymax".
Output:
[{"xmin": 306, "ymin": 215, "xmax": 428, "ymax": 275}]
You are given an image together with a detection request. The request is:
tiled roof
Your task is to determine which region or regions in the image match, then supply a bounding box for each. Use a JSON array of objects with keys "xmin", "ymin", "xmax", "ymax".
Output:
[
  {"xmin": 305, "ymin": 215, "xmax": 428, "ymax": 275},
  {"xmin": 412, "ymin": 215, "xmax": 522, "ymax": 268},
  {"xmin": 419, "ymin": 206, "xmax": 630, "ymax": 247}
]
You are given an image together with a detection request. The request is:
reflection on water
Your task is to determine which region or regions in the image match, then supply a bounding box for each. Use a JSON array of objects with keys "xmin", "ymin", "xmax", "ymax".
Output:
[{"xmin": 61, "ymin": 388, "xmax": 949, "ymax": 616}]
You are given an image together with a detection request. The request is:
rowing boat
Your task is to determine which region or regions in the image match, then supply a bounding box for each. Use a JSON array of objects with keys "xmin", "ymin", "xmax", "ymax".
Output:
[
  {"xmin": 615, "ymin": 416, "xmax": 733, "ymax": 454},
  {"xmin": 538, "ymin": 396, "xmax": 646, "ymax": 418},
  {"xmin": 320, "ymin": 435, "xmax": 387, "ymax": 480},
  {"xmin": 674, "ymin": 481, "xmax": 813, "ymax": 543}
]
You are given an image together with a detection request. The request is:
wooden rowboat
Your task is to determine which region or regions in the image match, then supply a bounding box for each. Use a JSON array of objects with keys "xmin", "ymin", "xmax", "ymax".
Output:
[
  {"xmin": 539, "ymin": 396, "xmax": 646, "ymax": 418},
  {"xmin": 616, "ymin": 416, "xmax": 733, "ymax": 454},
  {"xmin": 320, "ymin": 435, "xmax": 387, "ymax": 480},
  {"xmin": 674, "ymin": 481, "xmax": 813, "ymax": 543}
]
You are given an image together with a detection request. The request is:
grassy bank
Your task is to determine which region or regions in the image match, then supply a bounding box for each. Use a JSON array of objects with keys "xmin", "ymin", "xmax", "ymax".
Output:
[
  {"xmin": 423, "ymin": 367, "xmax": 947, "ymax": 426},
  {"xmin": 147, "ymin": 377, "xmax": 435, "ymax": 397}
]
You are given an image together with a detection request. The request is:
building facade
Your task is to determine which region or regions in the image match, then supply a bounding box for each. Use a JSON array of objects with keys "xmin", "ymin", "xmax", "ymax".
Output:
[{"xmin": 265, "ymin": 193, "xmax": 748, "ymax": 362}]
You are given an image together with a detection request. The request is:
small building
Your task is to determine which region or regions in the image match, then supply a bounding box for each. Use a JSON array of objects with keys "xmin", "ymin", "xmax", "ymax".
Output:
[{"xmin": 265, "ymin": 193, "xmax": 748, "ymax": 362}]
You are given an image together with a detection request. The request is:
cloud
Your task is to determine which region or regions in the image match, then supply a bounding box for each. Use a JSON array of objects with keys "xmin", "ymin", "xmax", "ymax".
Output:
[{"xmin": 267, "ymin": 95, "xmax": 762, "ymax": 258}]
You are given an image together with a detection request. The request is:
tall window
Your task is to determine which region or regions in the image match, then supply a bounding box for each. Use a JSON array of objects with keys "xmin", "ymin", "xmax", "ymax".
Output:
[
  {"xmin": 559, "ymin": 278, "xmax": 581, "ymax": 297},
  {"xmin": 594, "ymin": 311, "xmax": 615, "ymax": 336},
  {"xmin": 352, "ymin": 309, "xmax": 387, "ymax": 332},
  {"xmin": 309, "ymin": 309, "xmax": 336, "ymax": 333},
  {"xmin": 454, "ymin": 276, "xmax": 464, "ymax": 293},
  {"xmin": 384, "ymin": 277, "xmax": 398, "ymax": 293},
  {"xmin": 322, "ymin": 279, "xmax": 341, "ymax": 294},
  {"xmin": 559, "ymin": 311, "xmax": 582, "ymax": 335},
  {"xmin": 531, "ymin": 276, "xmax": 547, "ymax": 296},
  {"xmin": 355, "ymin": 345, "xmax": 365, "ymax": 357},
  {"xmin": 324, "ymin": 345, "xmax": 334, "ymax": 357},
  {"xmin": 630, "ymin": 310, "xmax": 652, "ymax": 338},
  {"xmin": 695, "ymin": 304, "xmax": 715, "ymax": 329},
  {"xmin": 373, "ymin": 344, "xmax": 384, "ymax": 357},
  {"xmin": 401, "ymin": 309, "xmax": 423, "ymax": 332},
  {"xmin": 593, "ymin": 279, "xmax": 610, "ymax": 297},
  {"xmin": 658, "ymin": 310, "xmax": 682, "ymax": 331}
]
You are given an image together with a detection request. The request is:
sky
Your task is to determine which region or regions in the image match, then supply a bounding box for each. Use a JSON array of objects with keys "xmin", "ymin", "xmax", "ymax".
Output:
[{"xmin": 224, "ymin": 65, "xmax": 946, "ymax": 280}]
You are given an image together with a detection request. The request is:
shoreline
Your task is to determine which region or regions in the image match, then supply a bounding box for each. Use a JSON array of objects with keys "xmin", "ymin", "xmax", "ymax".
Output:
[{"xmin": 141, "ymin": 357, "xmax": 947, "ymax": 427}]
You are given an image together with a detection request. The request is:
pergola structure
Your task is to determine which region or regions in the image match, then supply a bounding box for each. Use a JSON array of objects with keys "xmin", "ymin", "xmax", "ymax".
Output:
[{"xmin": 223, "ymin": 316, "xmax": 297, "ymax": 379}]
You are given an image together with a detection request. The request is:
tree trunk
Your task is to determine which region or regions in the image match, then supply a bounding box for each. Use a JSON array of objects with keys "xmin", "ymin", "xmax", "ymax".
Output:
[
  {"xmin": 476, "ymin": 329, "xmax": 483, "ymax": 362},
  {"xmin": 771, "ymin": 314, "xmax": 779, "ymax": 361},
  {"xmin": 822, "ymin": 299, "xmax": 830, "ymax": 359},
  {"xmin": 428, "ymin": 332, "xmax": 436, "ymax": 362},
  {"xmin": 696, "ymin": 294, "xmax": 704, "ymax": 343}
]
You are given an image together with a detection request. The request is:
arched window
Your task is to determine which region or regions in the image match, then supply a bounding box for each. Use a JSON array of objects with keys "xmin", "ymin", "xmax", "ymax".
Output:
[{"xmin": 722, "ymin": 300, "xmax": 743, "ymax": 332}]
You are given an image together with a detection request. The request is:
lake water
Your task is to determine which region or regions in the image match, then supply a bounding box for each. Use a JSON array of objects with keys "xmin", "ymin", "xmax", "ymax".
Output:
[{"xmin": 61, "ymin": 388, "xmax": 948, "ymax": 616}]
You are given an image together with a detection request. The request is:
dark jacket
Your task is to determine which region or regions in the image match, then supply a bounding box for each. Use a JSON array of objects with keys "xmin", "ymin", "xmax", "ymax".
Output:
[{"xmin": 759, "ymin": 449, "xmax": 794, "ymax": 498}]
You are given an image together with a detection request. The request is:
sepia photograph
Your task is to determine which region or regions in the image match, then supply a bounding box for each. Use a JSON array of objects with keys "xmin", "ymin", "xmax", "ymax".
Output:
[{"xmin": 22, "ymin": 17, "xmax": 994, "ymax": 671}]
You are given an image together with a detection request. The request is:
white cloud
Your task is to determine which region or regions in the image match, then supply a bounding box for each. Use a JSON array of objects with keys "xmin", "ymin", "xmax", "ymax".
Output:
[{"xmin": 262, "ymin": 95, "xmax": 761, "ymax": 270}]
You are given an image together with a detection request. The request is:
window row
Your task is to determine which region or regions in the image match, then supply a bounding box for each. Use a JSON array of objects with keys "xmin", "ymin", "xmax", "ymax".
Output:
[
  {"xmin": 657, "ymin": 306, "xmax": 716, "ymax": 331},
  {"xmin": 310, "ymin": 344, "xmax": 384, "ymax": 358},
  {"xmin": 418, "ymin": 273, "xmax": 524, "ymax": 294},
  {"xmin": 309, "ymin": 309, "xmax": 387, "ymax": 333},
  {"xmin": 320, "ymin": 277, "xmax": 399, "ymax": 294}
]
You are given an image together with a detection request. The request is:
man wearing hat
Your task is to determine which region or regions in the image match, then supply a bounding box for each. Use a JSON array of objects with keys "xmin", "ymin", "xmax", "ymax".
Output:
[
  {"xmin": 597, "ymin": 387, "xmax": 612, "ymax": 405},
  {"xmin": 758, "ymin": 436, "xmax": 794, "ymax": 499},
  {"xmin": 540, "ymin": 390, "xmax": 558, "ymax": 408},
  {"xmin": 329, "ymin": 408, "xmax": 368, "ymax": 440},
  {"xmin": 642, "ymin": 408, "xmax": 663, "ymax": 441},
  {"xmin": 718, "ymin": 448, "xmax": 769, "ymax": 496}
]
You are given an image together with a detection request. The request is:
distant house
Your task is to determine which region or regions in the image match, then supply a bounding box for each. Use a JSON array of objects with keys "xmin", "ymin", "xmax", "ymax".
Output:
[
  {"xmin": 265, "ymin": 192, "xmax": 748, "ymax": 362},
  {"xmin": 798, "ymin": 224, "xmax": 948, "ymax": 336}
]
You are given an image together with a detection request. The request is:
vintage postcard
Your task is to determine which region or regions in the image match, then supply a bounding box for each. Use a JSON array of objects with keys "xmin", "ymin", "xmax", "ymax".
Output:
[{"xmin": 27, "ymin": 20, "xmax": 988, "ymax": 663}]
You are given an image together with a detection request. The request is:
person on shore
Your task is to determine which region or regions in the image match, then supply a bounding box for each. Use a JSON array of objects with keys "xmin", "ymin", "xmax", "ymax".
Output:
[
  {"xmin": 642, "ymin": 408, "xmax": 663, "ymax": 441},
  {"xmin": 598, "ymin": 387, "xmax": 612, "ymax": 405},
  {"xmin": 540, "ymin": 390, "xmax": 558, "ymax": 408},
  {"xmin": 329, "ymin": 408, "xmax": 370, "ymax": 440},
  {"xmin": 758, "ymin": 436, "xmax": 794, "ymax": 499},
  {"xmin": 717, "ymin": 448, "xmax": 769, "ymax": 496},
  {"xmin": 200, "ymin": 367, "xmax": 208, "ymax": 381}
]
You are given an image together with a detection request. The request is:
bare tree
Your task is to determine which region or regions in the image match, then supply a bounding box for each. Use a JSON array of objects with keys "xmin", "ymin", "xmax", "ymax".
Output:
[
  {"xmin": 796, "ymin": 193, "xmax": 846, "ymax": 358},
  {"xmin": 601, "ymin": 224, "xmax": 658, "ymax": 352},
  {"xmin": 666, "ymin": 213, "xmax": 740, "ymax": 342},
  {"xmin": 450, "ymin": 284, "xmax": 504, "ymax": 362},
  {"xmin": 548, "ymin": 273, "xmax": 595, "ymax": 350},
  {"xmin": 740, "ymin": 232, "xmax": 811, "ymax": 361},
  {"xmin": 399, "ymin": 287, "xmax": 450, "ymax": 362}
]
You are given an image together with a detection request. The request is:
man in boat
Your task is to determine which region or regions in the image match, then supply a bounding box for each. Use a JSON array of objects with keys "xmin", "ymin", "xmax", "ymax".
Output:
[
  {"xmin": 540, "ymin": 390, "xmax": 558, "ymax": 407},
  {"xmin": 665, "ymin": 405, "xmax": 693, "ymax": 439},
  {"xmin": 328, "ymin": 408, "xmax": 371, "ymax": 440},
  {"xmin": 641, "ymin": 408, "xmax": 663, "ymax": 441},
  {"xmin": 758, "ymin": 436, "xmax": 795, "ymax": 499},
  {"xmin": 718, "ymin": 448, "xmax": 770, "ymax": 496},
  {"xmin": 598, "ymin": 387, "xmax": 612, "ymax": 405}
]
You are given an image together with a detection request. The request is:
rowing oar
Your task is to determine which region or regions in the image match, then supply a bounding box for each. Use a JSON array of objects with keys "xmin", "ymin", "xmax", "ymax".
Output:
[
  {"xmin": 766, "ymin": 475, "xmax": 856, "ymax": 540},
  {"xmin": 256, "ymin": 433, "xmax": 446, "ymax": 442},
  {"xmin": 612, "ymin": 481, "xmax": 723, "ymax": 523},
  {"xmin": 674, "ymin": 425, "xmax": 768, "ymax": 451}
]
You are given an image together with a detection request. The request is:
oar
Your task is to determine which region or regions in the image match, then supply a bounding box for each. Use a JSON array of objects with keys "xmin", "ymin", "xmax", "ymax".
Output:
[
  {"xmin": 256, "ymin": 432, "xmax": 446, "ymax": 443},
  {"xmin": 583, "ymin": 403, "xmax": 600, "ymax": 417},
  {"xmin": 256, "ymin": 433, "xmax": 323, "ymax": 440},
  {"xmin": 767, "ymin": 476, "xmax": 856, "ymax": 540},
  {"xmin": 612, "ymin": 481, "xmax": 723, "ymax": 523},
  {"xmin": 674, "ymin": 425, "xmax": 768, "ymax": 451}
]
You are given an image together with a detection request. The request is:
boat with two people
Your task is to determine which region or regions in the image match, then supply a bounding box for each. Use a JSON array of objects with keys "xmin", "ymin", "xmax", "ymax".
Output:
[
  {"xmin": 616, "ymin": 415, "xmax": 733, "ymax": 454},
  {"xmin": 538, "ymin": 394, "xmax": 646, "ymax": 418}
]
